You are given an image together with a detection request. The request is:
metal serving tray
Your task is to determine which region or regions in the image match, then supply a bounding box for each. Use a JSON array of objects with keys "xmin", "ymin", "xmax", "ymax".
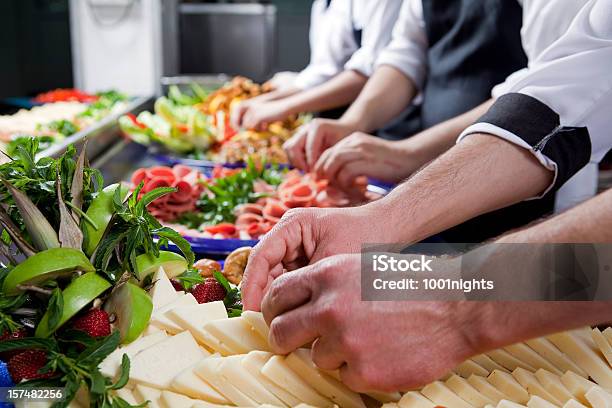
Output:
[{"xmin": 39, "ymin": 96, "xmax": 153, "ymax": 162}]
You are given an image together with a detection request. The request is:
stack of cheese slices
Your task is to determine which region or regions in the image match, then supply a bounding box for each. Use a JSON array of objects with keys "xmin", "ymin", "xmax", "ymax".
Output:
[{"xmin": 90, "ymin": 268, "xmax": 612, "ymax": 408}]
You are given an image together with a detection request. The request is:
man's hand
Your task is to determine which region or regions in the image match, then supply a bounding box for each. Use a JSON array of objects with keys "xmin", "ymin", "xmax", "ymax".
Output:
[
  {"xmin": 240, "ymin": 100, "xmax": 292, "ymax": 131},
  {"xmin": 314, "ymin": 132, "xmax": 418, "ymax": 189},
  {"xmin": 241, "ymin": 205, "xmax": 392, "ymax": 311},
  {"xmin": 283, "ymin": 119, "xmax": 356, "ymax": 171},
  {"xmin": 260, "ymin": 254, "xmax": 478, "ymax": 392}
]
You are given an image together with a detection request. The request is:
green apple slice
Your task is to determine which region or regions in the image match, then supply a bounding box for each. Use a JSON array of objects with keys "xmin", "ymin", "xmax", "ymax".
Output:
[
  {"xmin": 83, "ymin": 183, "xmax": 129, "ymax": 256},
  {"xmin": 2, "ymin": 248, "xmax": 96, "ymax": 295},
  {"xmin": 35, "ymin": 272, "xmax": 111, "ymax": 338},
  {"xmin": 104, "ymin": 283, "xmax": 153, "ymax": 344},
  {"xmin": 135, "ymin": 251, "xmax": 188, "ymax": 282}
]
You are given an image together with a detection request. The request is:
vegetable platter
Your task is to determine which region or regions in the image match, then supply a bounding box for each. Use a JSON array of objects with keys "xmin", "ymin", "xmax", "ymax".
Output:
[
  {"xmin": 126, "ymin": 161, "xmax": 390, "ymax": 255},
  {"xmin": 119, "ymin": 77, "xmax": 308, "ymax": 169},
  {"xmin": 0, "ymin": 90, "xmax": 138, "ymax": 160}
]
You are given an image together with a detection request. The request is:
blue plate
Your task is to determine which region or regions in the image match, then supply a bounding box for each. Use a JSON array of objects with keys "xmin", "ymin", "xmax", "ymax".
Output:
[
  {"xmin": 152, "ymin": 151, "xmax": 291, "ymax": 170},
  {"xmin": 161, "ymin": 181, "xmax": 393, "ymax": 257}
]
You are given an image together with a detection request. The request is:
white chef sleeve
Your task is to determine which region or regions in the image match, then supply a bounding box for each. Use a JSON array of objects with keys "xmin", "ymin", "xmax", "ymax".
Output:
[
  {"xmin": 343, "ymin": 0, "xmax": 403, "ymax": 78},
  {"xmin": 374, "ymin": 0, "xmax": 428, "ymax": 90},
  {"xmin": 458, "ymin": 0, "xmax": 612, "ymax": 197},
  {"xmin": 294, "ymin": 0, "xmax": 357, "ymax": 90}
]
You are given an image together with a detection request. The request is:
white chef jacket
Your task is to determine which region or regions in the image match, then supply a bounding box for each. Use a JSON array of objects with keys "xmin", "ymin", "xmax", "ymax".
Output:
[
  {"xmin": 374, "ymin": 0, "xmax": 427, "ymax": 90},
  {"xmin": 294, "ymin": 0, "xmax": 402, "ymax": 90},
  {"xmin": 458, "ymin": 0, "xmax": 612, "ymax": 202}
]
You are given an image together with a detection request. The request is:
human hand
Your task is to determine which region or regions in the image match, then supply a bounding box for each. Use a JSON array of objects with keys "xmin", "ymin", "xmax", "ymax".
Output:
[
  {"xmin": 241, "ymin": 100, "xmax": 291, "ymax": 131},
  {"xmin": 241, "ymin": 205, "xmax": 394, "ymax": 311},
  {"xmin": 283, "ymin": 119, "xmax": 356, "ymax": 171},
  {"xmin": 260, "ymin": 253, "xmax": 479, "ymax": 392},
  {"xmin": 314, "ymin": 132, "xmax": 416, "ymax": 190}
]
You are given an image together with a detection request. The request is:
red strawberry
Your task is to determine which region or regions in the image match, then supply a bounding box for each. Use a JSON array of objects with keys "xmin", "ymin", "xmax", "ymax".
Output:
[
  {"xmin": 0, "ymin": 328, "xmax": 28, "ymax": 360},
  {"xmin": 7, "ymin": 350, "xmax": 54, "ymax": 383},
  {"xmin": 170, "ymin": 279, "xmax": 184, "ymax": 292},
  {"xmin": 191, "ymin": 278, "xmax": 226, "ymax": 304},
  {"xmin": 71, "ymin": 309, "xmax": 111, "ymax": 338}
]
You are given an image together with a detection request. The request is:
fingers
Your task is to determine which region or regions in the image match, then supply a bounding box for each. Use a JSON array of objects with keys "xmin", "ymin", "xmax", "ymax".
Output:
[
  {"xmin": 336, "ymin": 161, "xmax": 365, "ymax": 191},
  {"xmin": 305, "ymin": 124, "xmax": 328, "ymax": 170},
  {"xmin": 268, "ymin": 304, "xmax": 322, "ymax": 354},
  {"xmin": 314, "ymin": 147, "xmax": 362, "ymax": 182},
  {"xmin": 284, "ymin": 127, "xmax": 309, "ymax": 170},
  {"xmin": 242, "ymin": 211, "xmax": 311, "ymax": 311},
  {"xmin": 311, "ymin": 336, "xmax": 346, "ymax": 371},
  {"xmin": 261, "ymin": 268, "xmax": 315, "ymax": 326},
  {"xmin": 230, "ymin": 102, "xmax": 249, "ymax": 129}
]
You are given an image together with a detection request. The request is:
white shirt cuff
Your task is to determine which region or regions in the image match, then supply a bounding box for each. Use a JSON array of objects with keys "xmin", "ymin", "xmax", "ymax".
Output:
[{"xmin": 458, "ymin": 122, "xmax": 558, "ymax": 199}]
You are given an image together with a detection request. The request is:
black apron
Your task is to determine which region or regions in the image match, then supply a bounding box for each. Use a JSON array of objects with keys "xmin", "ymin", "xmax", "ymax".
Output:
[
  {"xmin": 379, "ymin": 0, "xmax": 528, "ymax": 139},
  {"xmin": 386, "ymin": 0, "xmax": 554, "ymax": 243}
]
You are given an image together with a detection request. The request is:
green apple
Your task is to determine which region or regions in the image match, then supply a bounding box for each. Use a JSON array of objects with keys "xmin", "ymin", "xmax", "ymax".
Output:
[
  {"xmin": 2, "ymin": 248, "xmax": 96, "ymax": 295},
  {"xmin": 35, "ymin": 272, "xmax": 111, "ymax": 338},
  {"xmin": 104, "ymin": 282, "xmax": 152, "ymax": 344},
  {"xmin": 135, "ymin": 251, "xmax": 188, "ymax": 283},
  {"xmin": 83, "ymin": 183, "xmax": 129, "ymax": 256}
]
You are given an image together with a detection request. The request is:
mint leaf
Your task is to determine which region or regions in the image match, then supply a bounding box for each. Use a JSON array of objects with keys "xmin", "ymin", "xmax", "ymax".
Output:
[{"xmin": 109, "ymin": 354, "xmax": 130, "ymax": 390}]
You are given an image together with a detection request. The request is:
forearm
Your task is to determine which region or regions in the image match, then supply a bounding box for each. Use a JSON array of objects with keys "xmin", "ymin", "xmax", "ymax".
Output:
[
  {"xmin": 468, "ymin": 301, "xmax": 612, "ymax": 354},
  {"xmin": 498, "ymin": 188, "xmax": 612, "ymax": 243},
  {"xmin": 279, "ymin": 70, "xmax": 368, "ymax": 116},
  {"xmin": 253, "ymin": 86, "xmax": 301, "ymax": 104},
  {"xmin": 371, "ymin": 134, "xmax": 554, "ymax": 244},
  {"xmin": 396, "ymin": 99, "xmax": 495, "ymax": 170},
  {"xmin": 340, "ymin": 65, "xmax": 418, "ymax": 132}
]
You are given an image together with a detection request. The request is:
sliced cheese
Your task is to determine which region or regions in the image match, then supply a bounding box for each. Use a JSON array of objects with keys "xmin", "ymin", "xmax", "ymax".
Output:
[
  {"xmin": 203, "ymin": 317, "xmax": 271, "ymax": 354},
  {"xmin": 165, "ymin": 301, "xmax": 231, "ymax": 353},
  {"xmin": 320, "ymin": 368, "xmax": 400, "ymax": 402},
  {"xmin": 261, "ymin": 355, "xmax": 333, "ymax": 407},
  {"xmin": 160, "ymin": 390, "xmax": 194, "ymax": 408},
  {"xmin": 100, "ymin": 331, "xmax": 168, "ymax": 378},
  {"xmin": 133, "ymin": 384, "xmax": 162, "ymax": 408},
  {"xmin": 560, "ymin": 371, "xmax": 598, "ymax": 405},
  {"xmin": 397, "ymin": 391, "xmax": 436, "ymax": 408},
  {"xmin": 603, "ymin": 328, "xmax": 612, "ymax": 345},
  {"xmin": 242, "ymin": 310, "xmax": 271, "ymax": 340},
  {"xmin": 242, "ymin": 351, "xmax": 302, "ymax": 407},
  {"xmin": 150, "ymin": 267, "xmax": 180, "ymax": 311},
  {"xmin": 285, "ymin": 348, "xmax": 365, "ymax": 408},
  {"xmin": 505, "ymin": 343, "xmax": 563, "ymax": 375},
  {"xmin": 468, "ymin": 374, "xmax": 511, "ymax": 404},
  {"xmin": 526, "ymin": 338, "xmax": 588, "ymax": 378},
  {"xmin": 488, "ymin": 370, "xmax": 530, "ymax": 404},
  {"xmin": 488, "ymin": 349, "xmax": 536, "ymax": 372},
  {"xmin": 534, "ymin": 369, "xmax": 574, "ymax": 404},
  {"xmin": 511, "ymin": 368, "xmax": 562, "ymax": 406},
  {"xmin": 592, "ymin": 328, "xmax": 612, "ymax": 367},
  {"xmin": 195, "ymin": 357, "xmax": 258, "ymax": 406},
  {"xmin": 381, "ymin": 404, "xmax": 399, "ymax": 408},
  {"xmin": 456, "ymin": 359, "xmax": 490, "ymax": 377},
  {"xmin": 366, "ymin": 391, "xmax": 403, "ymax": 403},
  {"xmin": 130, "ymin": 331, "xmax": 206, "ymax": 389},
  {"xmin": 143, "ymin": 325, "xmax": 163, "ymax": 336},
  {"xmin": 585, "ymin": 386, "xmax": 612, "ymax": 408},
  {"xmin": 562, "ymin": 400, "xmax": 589, "ymax": 408},
  {"xmin": 526, "ymin": 396, "xmax": 559, "ymax": 408},
  {"xmin": 446, "ymin": 374, "xmax": 495, "ymax": 407},
  {"xmin": 497, "ymin": 400, "xmax": 527, "ymax": 408},
  {"xmin": 473, "ymin": 354, "xmax": 510, "ymax": 373},
  {"xmin": 171, "ymin": 363, "xmax": 230, "ymax": 404},
  {"xmin": 219, "ymin": 355, "xmax": 287, "ymax": 406},
  {"xmin": 548, "ymin": 332, "xmax": 612, "ymax": 389},
  {"xmin": 114, "ymin": 388, "xmax": 138, "ymax": 405},
  {"xmin": 150, "ymin": 293, "xmax": 198, "ymax": 333},
  {"xmin": 420, "ymin": 381, "xmax": 475, "ymax": 408}
]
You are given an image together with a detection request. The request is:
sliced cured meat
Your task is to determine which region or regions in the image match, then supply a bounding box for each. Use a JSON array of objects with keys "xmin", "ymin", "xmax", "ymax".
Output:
[{"xmin": 234, "ymin": 203, "xmax": 264, "ymax": 216}]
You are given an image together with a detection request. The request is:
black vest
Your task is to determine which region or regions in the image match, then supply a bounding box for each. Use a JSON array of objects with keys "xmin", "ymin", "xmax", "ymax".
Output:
[{"xmin": 379, "ymin": 0, "xmax": 527, "ymax": 139}]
